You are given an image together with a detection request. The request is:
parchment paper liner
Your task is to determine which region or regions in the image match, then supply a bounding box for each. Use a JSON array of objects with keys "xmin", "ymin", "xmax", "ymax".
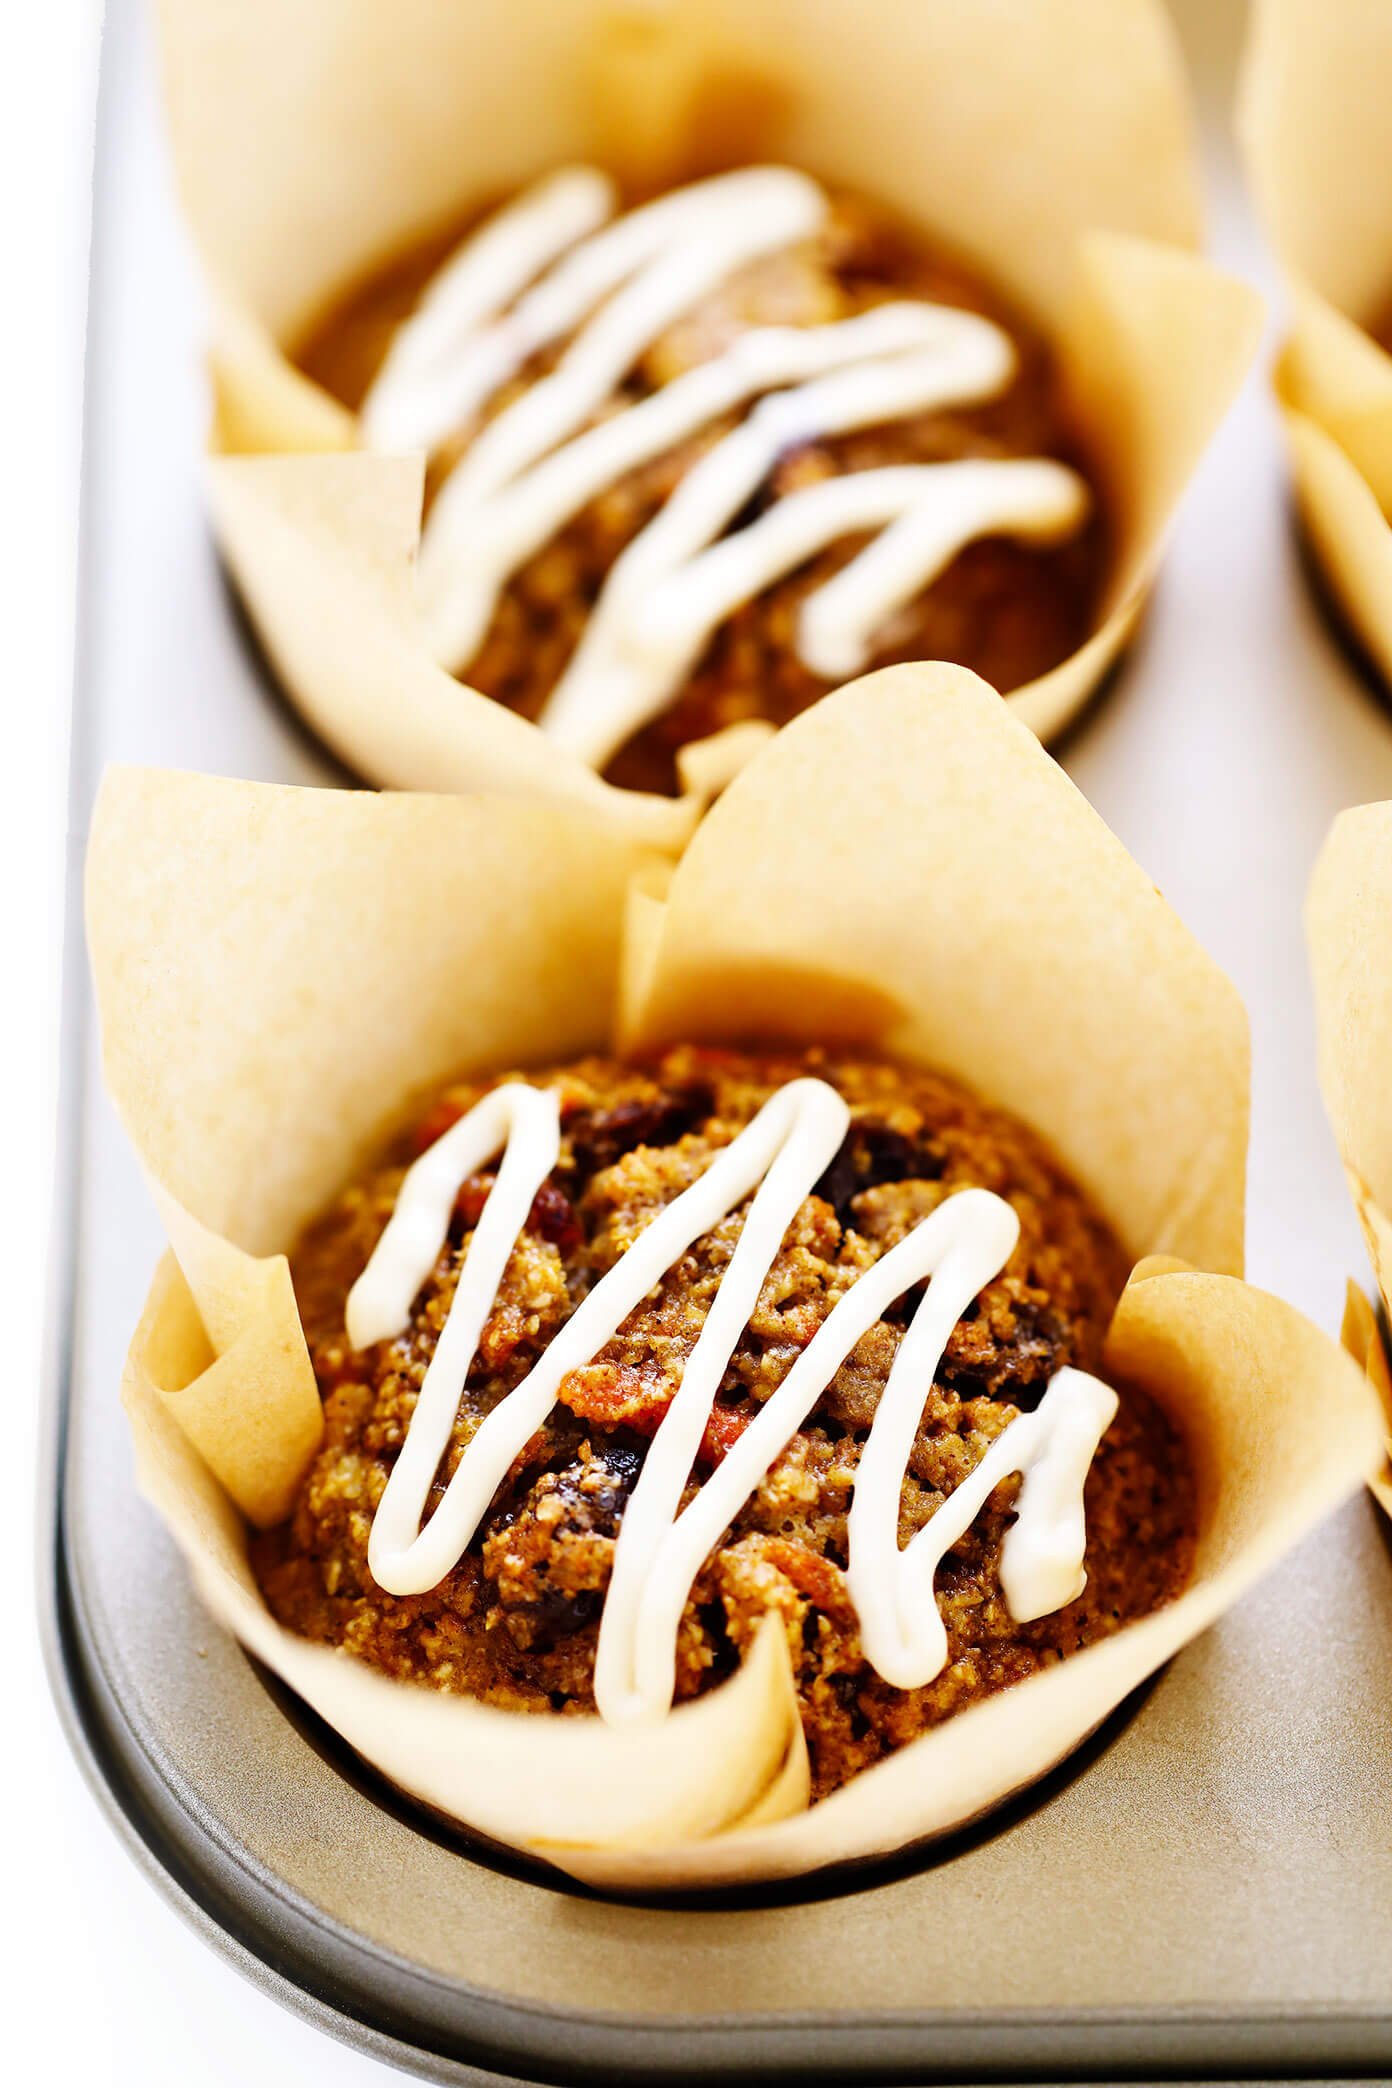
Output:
[
  {"xmin": 88, "ymin": 665, "xmax": 1383, "ymax": 1888},
  {"xmin": 1238, "ymin": 0, "xmax": 1392, "ymax": 685},
  {"xmin": 157, "ymin": 0, "xmax": 1259, "ymax": 811},
  {"xmin": 1307, "ymin": 802, "xmax": 1392, "ymax": 1516}
]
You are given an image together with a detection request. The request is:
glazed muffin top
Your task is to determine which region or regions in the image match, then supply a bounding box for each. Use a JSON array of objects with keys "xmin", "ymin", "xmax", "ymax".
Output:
[
  {"xmin": 298, "ymin": 167, "xmax": 1107, "ymax": 793},
  {"xmin": 255, "ymin": 1043, "xmax": 1194, "ymax": 1801}
]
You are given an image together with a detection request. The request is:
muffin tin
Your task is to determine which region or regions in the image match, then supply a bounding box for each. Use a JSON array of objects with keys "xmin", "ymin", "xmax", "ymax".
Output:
[{"xmin": 41, "ymin": 0, "xmax": 1392, "ymax": 2078}]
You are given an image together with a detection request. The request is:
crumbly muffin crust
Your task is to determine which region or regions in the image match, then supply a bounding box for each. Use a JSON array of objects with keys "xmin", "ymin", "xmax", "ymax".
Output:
[
  {"xmin": 253, "ymin": 1045, "xmax": 1195, "ymax": 1800},
  {"xmin": 298, "ymin": 186, "xmax": 1108, "ymax": 794}
]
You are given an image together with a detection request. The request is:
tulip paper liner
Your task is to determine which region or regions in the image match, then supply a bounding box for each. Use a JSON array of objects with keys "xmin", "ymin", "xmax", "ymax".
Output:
[
  {"xmin": 1239, "ymin": 0, "xmax": 1392, "ymax": 686},
  {"xmin": 155, "ymin": 0, "xmax": 1259, "ymax": 814},
  {"xmin": 1308, "ymin": 800, "xmax": 1392, "ymax": 1516},
  {"xmin": 88, "ymin": 666, "xmax": 1383, "ymax": 1887}
]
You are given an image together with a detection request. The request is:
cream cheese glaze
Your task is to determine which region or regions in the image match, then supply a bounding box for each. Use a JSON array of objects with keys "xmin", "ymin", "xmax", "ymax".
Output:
[
  {"xmin": 359, "ymin": 166, "xmax": 1091, "ymax": 766},
  {"xmin": 346, "ymin": 1077, "xmax": 1119, "ymax": 1728}
]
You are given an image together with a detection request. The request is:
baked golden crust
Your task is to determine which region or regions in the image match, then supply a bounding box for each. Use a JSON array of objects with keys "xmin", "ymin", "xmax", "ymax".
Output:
[
  {"xmin": 297, "ymin": 187, "xmax": 1108, "ymax": 794},
  {"xmin": 254, "ymin": 1043, "xmax": 1193, "ymax": 1800}
]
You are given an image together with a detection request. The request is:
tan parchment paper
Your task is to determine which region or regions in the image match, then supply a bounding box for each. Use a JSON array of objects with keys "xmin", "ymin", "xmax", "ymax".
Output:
[
  {"xmin": 156, "ymin": 0, "xmax": 1258, "ymax": 804},
  {"xmin": 88, "ymin": 666, "xmax": 1384, "ymax": 1885},
  {"xmin": 1308, "ymin": 801, "xmax": 1392, "ymax": 1515},
  {"xmin": 1239, "ymin": 0, "xmax": 1392, "ymax": 684}
]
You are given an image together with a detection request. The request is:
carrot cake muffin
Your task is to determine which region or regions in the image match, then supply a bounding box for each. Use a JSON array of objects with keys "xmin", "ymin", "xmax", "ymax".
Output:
[
  {"xmin": 298, "ymin": 168, "xmax": 1108, "ymax": 794},
  {"xmin": 253, "ymin": 1043, "xmax": 1194, "ymax": 1801}
]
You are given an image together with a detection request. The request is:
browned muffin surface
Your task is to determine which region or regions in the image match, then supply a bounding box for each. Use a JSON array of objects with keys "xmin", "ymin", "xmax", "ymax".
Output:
[
  {"xmin": 298, "ymin": 186, "xmax": 1108, "ymax": 794},
  {"xmin": 253, "ymin": 1045, "xmax": 1194, "ymax": 1801}
]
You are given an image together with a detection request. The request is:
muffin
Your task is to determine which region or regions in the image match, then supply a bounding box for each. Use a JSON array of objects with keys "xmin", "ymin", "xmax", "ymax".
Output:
[
  {"xmin": 253, "ymin": 1043, "xmax": 1193, "ymax": 1800},
  {"xmin": 87, "ymin": 664, "xmax": 1383, "ymax": 1886},
  {"xmin": 156, "ymin": 0, "xmax": 1261, "ymax": 818},
  {"xmin": 297, "ymin": 171, "xmax": 1107, "ymax": 794}
]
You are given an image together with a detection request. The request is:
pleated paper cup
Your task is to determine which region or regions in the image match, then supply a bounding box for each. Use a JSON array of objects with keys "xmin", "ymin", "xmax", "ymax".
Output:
[
  {"xmin": 1308, "ymin": 801, "xmax": 1392, "ymax": 1516},
  {"xmin": 1239, "ymin": 0, "xmax": 1392, "ymax": 686},
  {"xmin": 156, "ymin": 0, "xmax": 1259, "ymax": 815},
  {"xmin": 88, "ymin": 665, "xmax": 1383, "ymax": 1886}
]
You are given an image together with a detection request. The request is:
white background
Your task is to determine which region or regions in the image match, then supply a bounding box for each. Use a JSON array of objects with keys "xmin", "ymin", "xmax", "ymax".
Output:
[
  {"xmin": 8, "ymin": 2, "xmax": 1389, "ymax": 2083},
  {"xmin": 7, "ymin": 4, "xmax": 389, "ymax": 2081}
]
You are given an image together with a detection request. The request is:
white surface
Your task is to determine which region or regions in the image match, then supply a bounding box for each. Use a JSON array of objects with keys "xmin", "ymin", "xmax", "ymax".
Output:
[
  {"xmin": 6, "ymin": 3, "xmax": 390, "ymax": 2082},
  {"xmin": 11, "ymin": 1, "xmax": 1392, "ymax": 2083}
]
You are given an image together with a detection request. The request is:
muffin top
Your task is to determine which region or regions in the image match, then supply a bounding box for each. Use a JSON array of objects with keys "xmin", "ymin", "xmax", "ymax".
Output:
[
  {"xmin": 254, "ymin": 1044, "xmax": 1194, "ymax": 1800},
  {"xmin": 298, "ymin": 167, "xmax": 1107, "ymax": 793}
]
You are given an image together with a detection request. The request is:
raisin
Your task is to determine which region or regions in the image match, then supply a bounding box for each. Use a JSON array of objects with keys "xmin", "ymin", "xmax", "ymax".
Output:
[
  {"xmin": 814, "ymin": 1120, "xmax": 945, "ymax": 1227},
  {"xmin": 568, "ymin": 1080, "xmax": 714, "ymax": 1174},
  {"xmin": 528, "ymin": 1180, "xmax": 582, "ymax": 1256}
]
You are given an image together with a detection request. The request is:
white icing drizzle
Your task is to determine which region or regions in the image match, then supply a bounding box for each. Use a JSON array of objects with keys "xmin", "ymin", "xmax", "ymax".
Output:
[
  {"xmin": 419, "ymin": 302, "xmax": 1017, "ymax": 674},
  {"xmin": 365, "ymin": 164, "xmax": 1092, "ymax": 764},
  {"xmin": 847, "ymin": 1363, "xmax": 1117, "ymax": 1692},
  {"xmin": 360, "ymin": 169, "xmax": 619, "ymax": 455},
  {"xmin": 425, "ymin": 172, "xmax": 826, "ymax": 528},
  {"xmin": 364, "ymin": 165, "xmax": 825, "ymax": 468},
  {"xmin": 350, "ymin": 1082, "xmax": 562, "ymax": 1593},
  {"xmin": 541, "ymin": 454, "xmax": 1088, "ymax": 768},
  {"xmin": 348, "ymin": 1076, "xmax": 1119, "ymax": 1727}
]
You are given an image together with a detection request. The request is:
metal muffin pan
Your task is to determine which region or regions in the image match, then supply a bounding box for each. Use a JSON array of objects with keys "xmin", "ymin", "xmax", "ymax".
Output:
[{"xmin": 41, "ymin": 1, "xmax": 1392, "ymax": 2079}]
